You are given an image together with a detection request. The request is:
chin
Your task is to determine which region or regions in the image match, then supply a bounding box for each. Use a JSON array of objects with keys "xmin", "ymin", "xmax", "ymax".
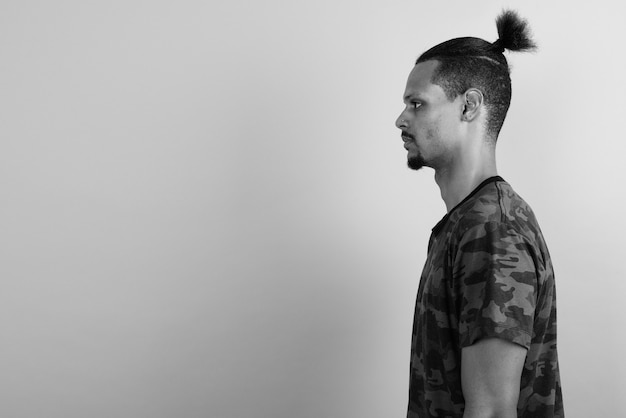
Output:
[{"xmin": 407, "ymin": 155, "xmax": 426, "ymax": 171}]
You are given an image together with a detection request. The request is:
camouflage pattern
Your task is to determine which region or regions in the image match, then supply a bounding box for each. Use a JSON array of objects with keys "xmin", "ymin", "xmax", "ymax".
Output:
[{"xmin": 407, "ymin": 176, "xmax": 563, "ymax": 417}]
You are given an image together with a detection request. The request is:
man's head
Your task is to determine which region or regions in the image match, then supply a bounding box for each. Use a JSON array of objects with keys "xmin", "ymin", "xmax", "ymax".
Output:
[
  {"xmin": 396, "ymin": 10, "xmax": 536, "ymax": 170},
  {"xmin": 397, "ymin": 60, "xmax": 473, "ymax": 171}
]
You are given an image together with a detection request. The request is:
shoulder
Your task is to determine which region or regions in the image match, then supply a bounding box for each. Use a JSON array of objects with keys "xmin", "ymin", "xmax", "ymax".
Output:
[
  {"xmin": 495, "ymin": 182, "xmax": 543, "ymax": 236},
  {"xmin": 451, "ymin": 181, "xmax": 503, "ymax": 238},
  {"xmin": 448, "ymin": 181, "xmax": 546, "ymax": 261},
  {"xmin": 454, "ymin": 180, "xmax": 539, "ymax": 236}
]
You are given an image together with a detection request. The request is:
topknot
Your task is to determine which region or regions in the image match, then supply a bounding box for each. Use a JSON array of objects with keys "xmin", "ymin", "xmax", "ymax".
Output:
[{"xmin": 493, "ymin": 9, "xmax": 537, "ymax": 53}]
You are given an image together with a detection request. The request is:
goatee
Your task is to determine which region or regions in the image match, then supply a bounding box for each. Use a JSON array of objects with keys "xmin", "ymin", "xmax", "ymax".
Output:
[{"xmin": 407, "ymin": 155, "xmax": 426, "ymax": 170}]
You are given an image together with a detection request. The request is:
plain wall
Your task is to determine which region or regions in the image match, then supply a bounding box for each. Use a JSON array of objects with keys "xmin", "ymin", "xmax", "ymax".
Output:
[{"xmin": 1, "ymin": 1, "xmax": 624, "ymax": 417}]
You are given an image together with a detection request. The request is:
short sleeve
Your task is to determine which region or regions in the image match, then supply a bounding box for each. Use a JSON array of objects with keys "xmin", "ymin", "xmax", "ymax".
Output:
[{"xmin": 452, "ymin": 220, "xmax": 538, "ymax": 349}]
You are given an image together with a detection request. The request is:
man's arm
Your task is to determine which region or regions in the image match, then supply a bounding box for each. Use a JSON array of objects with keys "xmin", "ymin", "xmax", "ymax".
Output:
[{"xmin": 461, "ymin": 337, "xmax": 527, "ymax": 418}]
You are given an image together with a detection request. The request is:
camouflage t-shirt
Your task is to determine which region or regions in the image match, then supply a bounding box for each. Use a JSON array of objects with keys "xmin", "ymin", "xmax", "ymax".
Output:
[{"xmin": 407, "ymin": 176, "xmax": 563, "ymax": 418}]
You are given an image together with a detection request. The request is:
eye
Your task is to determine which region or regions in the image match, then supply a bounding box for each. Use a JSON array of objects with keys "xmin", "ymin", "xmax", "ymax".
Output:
[{"xmin": 412, "ymin": 102, "xmax": 421, "ymax": 110}]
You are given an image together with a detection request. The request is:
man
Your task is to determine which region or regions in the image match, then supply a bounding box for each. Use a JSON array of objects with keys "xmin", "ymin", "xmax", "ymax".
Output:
[{"xmin": 396, "ymin": 10, "xmax": 563, "ymax": 418}]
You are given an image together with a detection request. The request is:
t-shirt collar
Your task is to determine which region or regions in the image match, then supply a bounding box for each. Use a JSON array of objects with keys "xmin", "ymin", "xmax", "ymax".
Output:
[{"xmin": 431, "ymin": 175, "xmax": 505, "ymax": 236}]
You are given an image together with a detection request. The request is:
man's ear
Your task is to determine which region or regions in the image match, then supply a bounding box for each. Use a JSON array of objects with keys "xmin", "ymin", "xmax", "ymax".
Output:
[{"xmin": 462, "ymin": 89, "xmax": 484, "ymax": 121}]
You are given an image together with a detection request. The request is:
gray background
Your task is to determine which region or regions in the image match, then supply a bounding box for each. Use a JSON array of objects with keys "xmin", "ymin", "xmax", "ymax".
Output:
[{"xmin": 1, "ymin": 1, "xmax": 624, "ymax": 417}]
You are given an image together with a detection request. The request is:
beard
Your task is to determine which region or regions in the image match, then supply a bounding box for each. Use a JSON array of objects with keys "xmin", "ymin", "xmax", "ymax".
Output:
[{"xmin": 407, "ymin": 154, "xmax": 426, "ymax": 170}]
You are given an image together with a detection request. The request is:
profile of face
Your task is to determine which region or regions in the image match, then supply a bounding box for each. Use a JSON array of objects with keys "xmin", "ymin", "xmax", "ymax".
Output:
[{"xmin": 395, "ymin": 60, "xmax": 463, "ymax": 171}]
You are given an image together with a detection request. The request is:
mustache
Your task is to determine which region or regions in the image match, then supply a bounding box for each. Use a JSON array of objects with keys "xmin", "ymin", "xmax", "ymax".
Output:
[{"xmin": 401, "ymin": 131, "xmax": 415, "ymax": 140}]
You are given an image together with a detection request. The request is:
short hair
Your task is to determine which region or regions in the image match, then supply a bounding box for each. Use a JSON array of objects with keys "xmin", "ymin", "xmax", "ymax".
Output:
[{"xmin": 416, "ymin": 10, "xmax": 537, "ymax": 140}]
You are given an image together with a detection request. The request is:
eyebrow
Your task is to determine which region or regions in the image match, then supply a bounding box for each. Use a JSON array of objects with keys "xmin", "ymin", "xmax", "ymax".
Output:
[{"xmin": 403, "ymin": 94, "xmax": 424, "ymax": 103}]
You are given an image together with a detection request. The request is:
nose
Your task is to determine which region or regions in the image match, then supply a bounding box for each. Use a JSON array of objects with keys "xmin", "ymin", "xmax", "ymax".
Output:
[{"xmin": 395, "ymin": 112, "xmax": 408, "ymax": 129}]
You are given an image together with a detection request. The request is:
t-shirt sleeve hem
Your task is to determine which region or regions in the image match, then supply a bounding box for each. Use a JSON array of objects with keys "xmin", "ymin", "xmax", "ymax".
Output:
[{"xmin": 461, "ymin": 325, "xmax": 532, "ymax": 350}]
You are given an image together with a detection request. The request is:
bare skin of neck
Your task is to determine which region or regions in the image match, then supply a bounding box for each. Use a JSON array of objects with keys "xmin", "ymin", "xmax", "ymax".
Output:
[{"xmin": 434, "ymin": 141, "xmax": 498, "ymax": 213}]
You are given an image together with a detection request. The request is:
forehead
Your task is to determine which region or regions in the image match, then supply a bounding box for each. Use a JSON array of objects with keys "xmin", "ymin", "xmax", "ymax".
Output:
[{"xmin": 404, "ymin": 60, "xmax": 443, "ymax": 99}]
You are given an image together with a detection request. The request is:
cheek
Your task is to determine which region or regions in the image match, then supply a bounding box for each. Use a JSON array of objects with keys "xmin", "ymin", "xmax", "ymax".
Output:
[
  {"xmin": 425, "ymin": 124, "xmax": 441, "ymax": 143},
  {"xmin": 437, "ymin": 109, "xmax": 459, "ymax": 133},
  {"xmin": 429, "ymin": 113, "xmax": 457, "ymax": 142}
]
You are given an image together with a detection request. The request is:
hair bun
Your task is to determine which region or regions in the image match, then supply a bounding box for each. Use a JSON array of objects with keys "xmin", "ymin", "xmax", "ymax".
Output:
[{"xmin": 494, "ymin": 9, "xmax": 537, "ymax": 53}]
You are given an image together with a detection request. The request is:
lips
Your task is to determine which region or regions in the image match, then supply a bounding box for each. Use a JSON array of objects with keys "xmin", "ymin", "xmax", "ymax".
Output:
[
  {"xmin": 402, "ymin": 133, "xmax": 415, "ymax": 148},
  {"xmin": 401, "ymin": 131, "xmax": 415, "ymax": 142}
]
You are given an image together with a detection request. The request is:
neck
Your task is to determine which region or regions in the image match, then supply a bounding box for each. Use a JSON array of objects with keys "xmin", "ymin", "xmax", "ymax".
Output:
[{"xmin": 434, "ymin": 146, "xmax": 498, "ymax": 212}]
